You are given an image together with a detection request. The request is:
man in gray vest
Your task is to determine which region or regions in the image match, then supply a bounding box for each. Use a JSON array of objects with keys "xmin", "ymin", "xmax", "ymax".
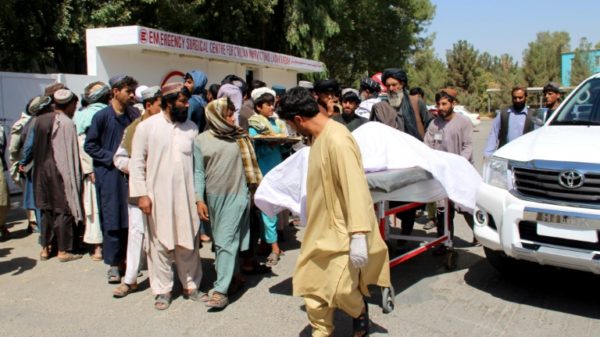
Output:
[{"xmin": 484, "ymin": 86, "xmax": 534, "ymax": 157}]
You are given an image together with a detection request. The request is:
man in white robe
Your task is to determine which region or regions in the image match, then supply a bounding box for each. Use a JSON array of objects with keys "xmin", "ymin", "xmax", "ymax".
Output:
[{"xmin": 129, "ymin": 82, "xmax": 202, "ymax": 310}]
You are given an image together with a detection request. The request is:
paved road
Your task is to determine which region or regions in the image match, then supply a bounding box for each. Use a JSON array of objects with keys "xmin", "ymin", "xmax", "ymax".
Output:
[{"xmin": 1, "ymin": 119, "xmax": 599, "ymax": 337}]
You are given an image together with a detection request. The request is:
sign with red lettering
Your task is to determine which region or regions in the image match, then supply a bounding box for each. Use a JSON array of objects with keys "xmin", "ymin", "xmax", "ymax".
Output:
[{"xmin": 137, "ymin": 27, "xmax": 323, "ymax": 72}]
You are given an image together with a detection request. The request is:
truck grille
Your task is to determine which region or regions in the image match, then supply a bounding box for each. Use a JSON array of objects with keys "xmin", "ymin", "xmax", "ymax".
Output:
[
  {"xmin": 519, "ymin": 221, "xmax": 600, "ymax": 251},
  {"xmin": 513, "ymin": 167, "xmax": 600, "ymax": 204}
]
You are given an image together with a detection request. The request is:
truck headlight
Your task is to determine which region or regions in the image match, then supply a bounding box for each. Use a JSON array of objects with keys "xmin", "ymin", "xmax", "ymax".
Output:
[{"xmin": 483, "ymin": 157, "xmax": 512, "ymax": 190}]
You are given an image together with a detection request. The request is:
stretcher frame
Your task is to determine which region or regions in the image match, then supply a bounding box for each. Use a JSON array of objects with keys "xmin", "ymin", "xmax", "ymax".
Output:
[{"xmin": 368, "ymin": 172, "xmax": 457, "ymax": 313}]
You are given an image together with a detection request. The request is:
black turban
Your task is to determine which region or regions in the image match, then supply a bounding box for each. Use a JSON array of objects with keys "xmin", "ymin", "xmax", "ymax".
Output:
[
  {"xmin": 381, "ymin": 68, "xmax": 408, "ymax": 87},
  {"xmin": 314, "ymin": 79, "xmax": 340, "ymax": 94}
]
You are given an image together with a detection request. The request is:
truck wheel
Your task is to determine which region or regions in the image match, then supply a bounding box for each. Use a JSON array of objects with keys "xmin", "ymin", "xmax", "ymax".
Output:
[{"xmin": 483, "ymin": 247, "xmax": 516, "ymax": 274}]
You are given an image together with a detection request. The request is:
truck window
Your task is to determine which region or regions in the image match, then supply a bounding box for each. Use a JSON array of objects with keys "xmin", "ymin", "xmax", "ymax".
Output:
[{"xmin": 551, "ymin": 78, "xmax": 600, "ymax": 125}]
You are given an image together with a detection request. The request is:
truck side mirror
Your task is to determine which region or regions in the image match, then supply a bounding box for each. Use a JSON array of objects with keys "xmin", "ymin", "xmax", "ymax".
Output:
[{"xmin": 531, "ymin": 108, "xmax": 548, "ymax": 127}]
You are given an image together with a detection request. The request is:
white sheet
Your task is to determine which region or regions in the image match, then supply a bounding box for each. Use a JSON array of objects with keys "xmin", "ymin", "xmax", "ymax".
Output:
[{"xmin": 254, "ymin": 122, "xmax": 482, "ymax": 224}]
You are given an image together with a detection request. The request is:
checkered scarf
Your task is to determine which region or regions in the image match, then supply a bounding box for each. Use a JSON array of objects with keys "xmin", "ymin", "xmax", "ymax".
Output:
[{"xmin": 206, "ymin": 98, "xmax": 262, "ymax": 188}]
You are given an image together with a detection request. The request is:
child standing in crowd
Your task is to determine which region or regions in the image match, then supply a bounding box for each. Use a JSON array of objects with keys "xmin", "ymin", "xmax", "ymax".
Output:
[{"xmin": 248, "ymin": 88, "xmax": 287, "ymax": 267}]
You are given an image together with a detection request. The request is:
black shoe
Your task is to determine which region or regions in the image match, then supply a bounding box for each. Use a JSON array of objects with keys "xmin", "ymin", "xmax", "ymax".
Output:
[
  {"xmin": 352, "ymin": 300, "xmax": 370, "ymax": 336},
  {"xmin": 432, "ymin": 245, "xmax": 448, "ymax": 256}
]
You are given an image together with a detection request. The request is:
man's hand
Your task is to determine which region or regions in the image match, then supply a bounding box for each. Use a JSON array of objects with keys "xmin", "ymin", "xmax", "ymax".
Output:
[
  {"xmin": 197, "ymin": 201, "xmax": 209, "ymax": 221},
  {"xmin": 138, "ymin": 196, "xmax": 152, "ymax": 215},
  {"xmin": 89, "ymin": 173, "xmax": 96, "ymax": 184},
  {"xmin": 18, "ymin": 164, "xmax": 25, "ymax": 173},
  {"xmin": 350, "ymin": 233, "xmax": 368, "ymax": 268}
]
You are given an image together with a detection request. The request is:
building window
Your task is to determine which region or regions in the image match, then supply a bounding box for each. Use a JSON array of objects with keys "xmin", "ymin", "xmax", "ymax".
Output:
[{"xmin": 596, "ymin": 56, "xmax": 600, "ymax": 67}]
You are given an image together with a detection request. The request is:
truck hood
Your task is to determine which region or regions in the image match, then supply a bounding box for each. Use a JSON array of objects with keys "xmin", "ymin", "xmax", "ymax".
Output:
[{"xmin": 494, "ymin": 125, "xmax": 600, "ymax": 164}]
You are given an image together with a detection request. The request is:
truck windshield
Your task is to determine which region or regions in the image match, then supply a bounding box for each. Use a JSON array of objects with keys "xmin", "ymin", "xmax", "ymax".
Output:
[{"xmin": 551, "ymin": 78, "xmax": 600, "ymax": 125}]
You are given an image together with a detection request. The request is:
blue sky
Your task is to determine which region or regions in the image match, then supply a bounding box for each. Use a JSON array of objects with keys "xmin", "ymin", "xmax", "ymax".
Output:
[{"xmin": 427, "ymin": 0, "xmax": 600, "ymax": 64}]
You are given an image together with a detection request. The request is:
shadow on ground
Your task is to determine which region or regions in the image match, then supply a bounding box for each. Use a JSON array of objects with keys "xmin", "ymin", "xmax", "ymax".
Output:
[{"xmin": 465, "ymin": 256, "xmax": 600, "ymax": 319}]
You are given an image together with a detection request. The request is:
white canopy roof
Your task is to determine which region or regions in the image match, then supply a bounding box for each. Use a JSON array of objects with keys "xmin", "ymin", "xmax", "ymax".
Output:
[{"xmin": 86, "ymin": 26, "xmax": 324, "ymax": 74}]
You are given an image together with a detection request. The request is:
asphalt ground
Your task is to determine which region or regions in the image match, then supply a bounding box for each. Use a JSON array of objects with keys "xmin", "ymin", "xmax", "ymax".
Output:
[{"xmin": 1, "ymin": 119, "xmax": 600, "ymax": 336}]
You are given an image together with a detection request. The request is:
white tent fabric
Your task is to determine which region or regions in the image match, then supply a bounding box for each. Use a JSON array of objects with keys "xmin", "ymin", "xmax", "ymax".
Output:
[{"xmin": 254, "ymin": 122, "xmax": 482, "ymax": 225}]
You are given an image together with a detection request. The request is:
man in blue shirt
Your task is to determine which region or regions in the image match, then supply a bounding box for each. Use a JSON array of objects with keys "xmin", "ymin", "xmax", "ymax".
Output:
[{"xmin": 484, "ymin": 86, "xmax": 534, "ymax": 157}]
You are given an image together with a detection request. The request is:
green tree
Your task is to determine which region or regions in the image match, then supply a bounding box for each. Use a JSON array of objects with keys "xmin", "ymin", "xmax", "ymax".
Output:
[
  {"xmin": 446, "ymin": 40, "xmax": 480, "ymax": 92},
  {"xmin": 407, "ymin": 34, "xmax": 447, "ymax": 102},
  {"xmin": 311, "ymin": 0, "xmax": 435, "ymax": 85},
  {"xmin": 522, "ymin": 31, "xmax": 570, "ymax": 87},
  {"xmin": 570, "ymin": 37, "xmax": 594, "ymax": 86}
]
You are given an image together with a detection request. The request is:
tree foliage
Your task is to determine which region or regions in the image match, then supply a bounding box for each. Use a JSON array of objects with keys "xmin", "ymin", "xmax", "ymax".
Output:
[
  {"xmin": 570, "ymin": 37, "xmax": 593, "ymax": 86},
  {"xmin": 320, "ymin": 0, "xmax": 435, "ymax": 86},
  {"xmin": 0, "ymin": 0, "xmax": 434, "ymax": 84},
  {"xmin": 407, "ymin": 34, "xmax": 447, "ymax": 102},
  {"xmin": 522, "ymin": 31, "xmax": 570, "ymax": 87}
]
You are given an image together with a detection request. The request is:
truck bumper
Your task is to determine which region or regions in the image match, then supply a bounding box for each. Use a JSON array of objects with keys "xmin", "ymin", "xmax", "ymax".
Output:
[{"xmin": 474, "ymin": 183, "xmax": 600, "ymax": 274}]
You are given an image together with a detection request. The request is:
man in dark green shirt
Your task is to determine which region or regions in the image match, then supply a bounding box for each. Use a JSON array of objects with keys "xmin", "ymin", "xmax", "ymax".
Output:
[{"xmin": 332, "ymin": 89, "xmax": 368, "ymax": 132}]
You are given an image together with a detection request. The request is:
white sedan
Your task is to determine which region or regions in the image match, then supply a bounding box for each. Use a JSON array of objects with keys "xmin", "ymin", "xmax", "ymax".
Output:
[{"xmin": 427, "ymin": 105, "xmax": 481, "ymax": 127}]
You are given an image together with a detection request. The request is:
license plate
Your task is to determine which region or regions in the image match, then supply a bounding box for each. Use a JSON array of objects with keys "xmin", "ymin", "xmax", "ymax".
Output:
[
  {"xmin": 537, "ymin": 222, "xmax": 598, "ymax": 243},
  {"xmin": 536, "ymin": 212, "xmax": 578, "ymax": 225}
]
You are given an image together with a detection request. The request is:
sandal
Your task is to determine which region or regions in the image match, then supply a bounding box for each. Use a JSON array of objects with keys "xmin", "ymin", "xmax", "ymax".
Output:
[
  {"xmin": 265, "ymin": 251, "xmax": 283, "ymax": 267},
  {"xmin": 183, "ymin": 289, "xmax": 206, "ymax": 302},
  {"xmin": 352, "ymin": 300, "xmax": 370, "ymax": 337},
  {"xmin": 241, "ymin": 260, "xmax": 272, "ymax": 275},
  {"xmin": 107, "ymin": 266, "xmax": 122, "ymax": 284},
  {"xmin": 205, "ymin": 291, "xmax": 229, "ymax": 309},
  {"xmin": 40, "ymin": 247, "xmax": 50, "ymax": 261},
  {"xmin": 198, "ymin": 289, "xmax": 214, "ymax": 302},
  {"xmin": 423, "ymin": 220, "xmax": 436, "ymax": 230},
  {"xmin": 154, "ymin": 293, "xmax": 172, "ymax": 310},
  {"xmin": 58, "ymin": 253, "xmax": 82, "ymax": 263},
  {"xmin": 91, "ymin": 246, "xmax": 103, "ymax": 261},
  {"xmin": 113, "ymin": 283, "xmax": 138, "ymax": 298}
]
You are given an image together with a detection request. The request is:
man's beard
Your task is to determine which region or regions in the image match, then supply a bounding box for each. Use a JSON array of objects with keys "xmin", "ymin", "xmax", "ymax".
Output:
[
  {"xmin": 388, "ymin": 90, "xmax": 404, "ymax": 108},
  {"xmin": 513, "ymin": 102, "xmax": 525, "ymax": 111},
  {"xmin": 172, "ymin": 106, "xmax": 188, "ymax": 123},
  {"xmin": 439, "ymin": 108, "xmax": 453, "ymax": 120}
]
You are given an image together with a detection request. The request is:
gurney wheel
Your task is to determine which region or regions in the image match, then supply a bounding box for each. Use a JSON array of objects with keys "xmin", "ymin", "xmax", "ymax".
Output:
[
  {"xmin": 445, "ymin": 250, "xmax": 458, "ymax": 270},
  {"xmin": 381, "ymin": 286, "xmax": 395, "ymax": 313}
]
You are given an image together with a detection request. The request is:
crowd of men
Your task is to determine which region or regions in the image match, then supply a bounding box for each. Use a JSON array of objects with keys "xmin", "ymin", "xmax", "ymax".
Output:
[{"xmin": 0, "ymin": 66, "xmax": 563, "ymax": 336}]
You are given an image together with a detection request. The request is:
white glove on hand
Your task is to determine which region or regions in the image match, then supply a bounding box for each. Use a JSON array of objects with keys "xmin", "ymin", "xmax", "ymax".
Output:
[{"xmin": 350, "ymin": 233, "xmax": 368, "ymax": 268}]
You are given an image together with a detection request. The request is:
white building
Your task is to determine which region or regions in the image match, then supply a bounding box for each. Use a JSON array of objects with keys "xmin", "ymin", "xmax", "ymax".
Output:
[{"xmin": 86, "ymin": 25, "xmax": 324, "ymax": 88}]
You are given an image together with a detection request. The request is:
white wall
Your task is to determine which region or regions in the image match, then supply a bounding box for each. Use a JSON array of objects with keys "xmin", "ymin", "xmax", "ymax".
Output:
[
  {"xmin": 0, "ymin": 72, "xmax": 57, "ymax": 125},
  {"xmin": 261, "ymin": 68, "xmax": 297, "ymax": 89}
]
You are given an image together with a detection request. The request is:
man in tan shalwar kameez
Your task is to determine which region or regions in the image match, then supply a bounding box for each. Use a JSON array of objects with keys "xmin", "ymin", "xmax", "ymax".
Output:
[
  {"xmin": 129, "ymin": 82, "xmax": 203, "ymax": 310},
  {"xmin": 278, "ymin": 87, "xmax": 390, "ymax": 337}
]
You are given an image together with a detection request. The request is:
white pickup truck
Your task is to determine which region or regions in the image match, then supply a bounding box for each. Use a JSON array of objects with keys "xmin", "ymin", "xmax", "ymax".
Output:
[{"xmin": 474, "ymin": 74, "xmax": 600, "ymax": 273}]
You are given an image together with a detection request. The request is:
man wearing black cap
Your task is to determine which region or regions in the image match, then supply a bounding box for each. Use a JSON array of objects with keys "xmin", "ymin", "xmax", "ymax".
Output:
[
  {"xmin": 543, "ymin": 82, "xmax": 562, "ymax": 114},
  {"xmin": 356, "ymin": 78, "xmax": 382, "ymax": 119},
  {"xmin": 85, "ymin": 75, "xmax": 141, "ymax": 282},
  {"xmin": 333, "ymin": 89, "xmax": 368, "ymax": 132},
  {"xmin": 370, "ymin": 68, "xmax": 430, "ymax": 140},
  {"xmin": 314, "ymin": 79, "xmax": 342, "ymax": 116}
]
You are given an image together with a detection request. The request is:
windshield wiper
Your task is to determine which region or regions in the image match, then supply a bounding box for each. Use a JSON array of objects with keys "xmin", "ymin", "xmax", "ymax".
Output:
[{"xmin": 551, "ymin": 120, "xmax": 600, "ymax": 126}]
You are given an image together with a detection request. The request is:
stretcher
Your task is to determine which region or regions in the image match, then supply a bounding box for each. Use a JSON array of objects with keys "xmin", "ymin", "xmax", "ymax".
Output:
[{"xmin": 366, "ymin": 167, "xmax": 457, "ymax": 313}]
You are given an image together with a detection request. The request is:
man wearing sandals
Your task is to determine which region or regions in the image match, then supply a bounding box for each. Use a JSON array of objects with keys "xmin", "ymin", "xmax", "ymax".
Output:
[
  {"xmin": 278, "ymin": 87, "xmax": 390, "ymax": 337},
  {"xmin": 129, "ymin": 82, "xmax": 203, "ymax": 310},
  {"xmin": 31, "ymin": 89, "xmax": 84, "ymax": 262}
]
